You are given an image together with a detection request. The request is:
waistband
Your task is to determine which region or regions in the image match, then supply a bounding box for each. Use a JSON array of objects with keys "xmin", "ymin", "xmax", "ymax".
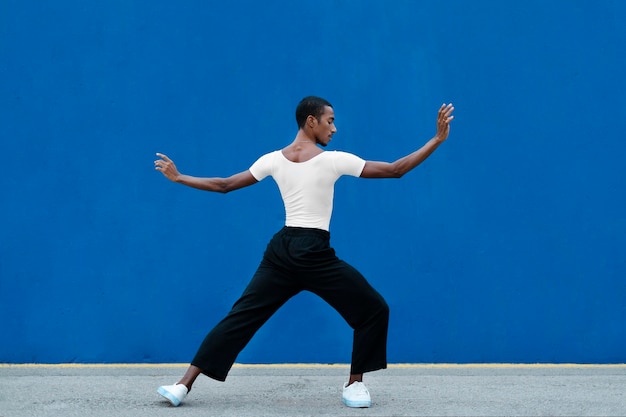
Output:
[{"xmin": 279, "ymin": 226, "xmax": 330, "ymax": 240}]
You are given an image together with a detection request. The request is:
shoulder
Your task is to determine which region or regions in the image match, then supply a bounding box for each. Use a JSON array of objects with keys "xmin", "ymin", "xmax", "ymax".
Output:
[
  {"xmin": 328, "ymin": 150, "xmax": 363, "ymax": 162},
  {"xmin": 254, "ymin": 150, "xmax": 281, "ymax": 163},
  {"xmin": 326, "ymin": 150, "xmax": 366, "ymax": 176},
  {"xmin": 321, "ymin": 150, "xmax": 354, "ymax": 159},
  {"xmin": 249, "ymin": 150, "xmax": 281, "ymax": 179}
]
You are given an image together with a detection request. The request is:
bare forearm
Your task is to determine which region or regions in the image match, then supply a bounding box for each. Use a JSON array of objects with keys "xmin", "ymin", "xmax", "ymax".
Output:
[
  {"xmin": 360, "ymin": 103, "xmax": 454, "ymax": 179},
  {"xmin": 175, "ymin": 175, "xmax": 231, "ymax": 193},
  {"xmin": 360, "ymin": 136, "xmax": 445, "ymax": 179},
  {"xmin": 394, "ymin": 102, "xmax": 454, "ymax": 176},
  {"xmin": 155, "ymin": 153, "xmax": 258, "ymax": 193},
  {"xmin": 392, "ymin": 136, "xmax": 444, "ymax": 177}
]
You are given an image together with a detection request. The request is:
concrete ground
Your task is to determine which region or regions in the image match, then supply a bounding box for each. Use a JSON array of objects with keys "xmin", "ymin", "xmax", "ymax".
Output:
[{"xmin": 1, "ymin": 364, "xmax": 625, "ymax": 416}]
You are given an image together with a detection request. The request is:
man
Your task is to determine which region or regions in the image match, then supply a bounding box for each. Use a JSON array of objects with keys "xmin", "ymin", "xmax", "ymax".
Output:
[{"xmin": 154, "ymin": 96, "xmax": 454, "ymax": 408}]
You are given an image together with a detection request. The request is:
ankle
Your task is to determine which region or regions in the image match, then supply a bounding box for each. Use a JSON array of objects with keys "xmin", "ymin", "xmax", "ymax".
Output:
[{"xmin": 347, "ymin": 374, "xmax": 363, "ymax": 386}]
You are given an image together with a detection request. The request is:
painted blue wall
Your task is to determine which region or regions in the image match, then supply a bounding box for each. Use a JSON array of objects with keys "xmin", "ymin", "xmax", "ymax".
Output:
[{"xmin": 1, "ymin": 0, "xmax": 624, "ymax": 364}]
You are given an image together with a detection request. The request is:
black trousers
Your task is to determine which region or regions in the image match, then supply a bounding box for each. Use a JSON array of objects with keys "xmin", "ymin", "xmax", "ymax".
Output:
[{"xmin": 191, "ymin": 226, "xmax": 389, "ymax": 381}]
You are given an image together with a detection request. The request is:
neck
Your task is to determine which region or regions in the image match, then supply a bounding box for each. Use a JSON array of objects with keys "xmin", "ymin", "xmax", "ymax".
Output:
[{"xmin": 293, "ymin": 130, "xmax": 316, "ymax": 145}]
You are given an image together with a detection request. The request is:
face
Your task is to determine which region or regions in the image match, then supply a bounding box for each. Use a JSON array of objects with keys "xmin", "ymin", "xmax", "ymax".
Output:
[{"xmin": 311, "ymin": 106, "xmax": 337, "ymax": 147}]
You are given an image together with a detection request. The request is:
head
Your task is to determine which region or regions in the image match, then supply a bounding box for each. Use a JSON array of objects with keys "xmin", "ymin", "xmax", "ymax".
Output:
[{"xmin": 295, "ymin": 96, "xmax": 336, "ymax": 146}]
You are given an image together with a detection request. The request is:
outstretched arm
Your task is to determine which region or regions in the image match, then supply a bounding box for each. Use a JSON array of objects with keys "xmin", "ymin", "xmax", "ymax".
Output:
[
  {"xmin": 154, "ymin": 153, "xmax": 258, "ymax": 193},
  {"xmin": 360, "ymin": 103, "xmax": 455, "ymax": 178}
]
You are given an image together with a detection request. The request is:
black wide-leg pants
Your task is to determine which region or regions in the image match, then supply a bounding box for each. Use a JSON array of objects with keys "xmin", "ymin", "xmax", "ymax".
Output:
[{"xmin": 191, "ymin": 226, "xmax": 389, "ymax": 381}]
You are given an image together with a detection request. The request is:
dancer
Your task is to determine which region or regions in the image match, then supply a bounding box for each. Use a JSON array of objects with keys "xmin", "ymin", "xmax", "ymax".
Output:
[{"xmin": 154, "ymin": 96, "xmax": 454, "ymax": 408}]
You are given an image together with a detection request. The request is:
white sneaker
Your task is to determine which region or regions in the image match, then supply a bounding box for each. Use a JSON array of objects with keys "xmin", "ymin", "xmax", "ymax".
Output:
[
  {"xmin": 342, "ymin": 381, "xmax": 371, "ymax": 408},
  {"xmin": 157, "ymin": 383, "xmax": 188, "ymax": 406}
]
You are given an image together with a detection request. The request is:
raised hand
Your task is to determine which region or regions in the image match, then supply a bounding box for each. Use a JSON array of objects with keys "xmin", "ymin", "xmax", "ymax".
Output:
[{"xmin": 435, "ymin": 103, "xmax": 455, "ymax": 142}]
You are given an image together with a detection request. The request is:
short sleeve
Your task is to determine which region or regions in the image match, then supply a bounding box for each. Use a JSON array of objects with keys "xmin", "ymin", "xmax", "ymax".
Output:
[
  {"xmin": 332, "ymin": 151, "xmax": 366, "ymax": 177},
  {"xmin": 249, "ymin": 151, "xmax": 276, "ymax": 181}
]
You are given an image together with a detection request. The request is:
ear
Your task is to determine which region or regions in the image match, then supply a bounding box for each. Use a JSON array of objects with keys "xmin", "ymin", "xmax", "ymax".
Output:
[{"xmin": 306, "ymin": 115, "xmax": 317, "ymax": 128}]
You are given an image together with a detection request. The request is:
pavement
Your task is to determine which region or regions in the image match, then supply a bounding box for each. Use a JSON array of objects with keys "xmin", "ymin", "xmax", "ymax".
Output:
[{"xmin": 1, "ymin": 363, "xmax": 625, "ymax": 416}]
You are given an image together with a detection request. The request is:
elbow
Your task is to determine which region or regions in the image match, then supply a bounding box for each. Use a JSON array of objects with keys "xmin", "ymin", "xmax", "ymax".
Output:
[
  {"xmin": 391, "ymin": 170, "xmax": 404, "ymax": 179},
  {"xmin": 214, "ymin": 179, "xmax": 233, "ymax": 194},
  {"xmin": 389, "ymin": 166, "xmax": 405, "ymax": 178},
  {"xmin": 218, "ymin": 184, "xmax": 232, "ymax": 194},
  {"xmin": 388, "ymin": 161, "xmax": 406, "ymax": 178}
]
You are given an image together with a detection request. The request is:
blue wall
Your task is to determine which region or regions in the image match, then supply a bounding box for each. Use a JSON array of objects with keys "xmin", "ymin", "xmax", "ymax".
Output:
[{"xmin": 1, "ymin": 0, "xmax": 625, "ymax": 364}]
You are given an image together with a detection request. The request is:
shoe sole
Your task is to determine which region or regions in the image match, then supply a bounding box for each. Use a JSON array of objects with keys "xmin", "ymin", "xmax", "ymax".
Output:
[
  {"xmin": 342, "ymin": 398, "xmax": 371, "ymax": 408},
  {"xmin": 157, "ymin": 386, "xmax": 182, "ymax": 406}
]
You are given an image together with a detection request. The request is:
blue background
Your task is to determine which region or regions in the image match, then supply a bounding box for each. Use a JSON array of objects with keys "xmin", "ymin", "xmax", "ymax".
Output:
[{"xmin": 1, "ymin": 0, "xmax": 624, "ymax": 364}]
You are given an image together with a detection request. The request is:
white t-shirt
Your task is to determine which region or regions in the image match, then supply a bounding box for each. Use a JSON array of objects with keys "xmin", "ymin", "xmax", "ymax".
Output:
[{"xmin": 249, "ymin": 150, "xmax": 366, "ymax": 231}]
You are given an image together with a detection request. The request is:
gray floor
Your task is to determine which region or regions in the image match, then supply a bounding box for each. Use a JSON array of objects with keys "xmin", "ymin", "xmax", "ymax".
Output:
[{"xmin": 1, "ymin": 364, "xmax": 625, "ymax": 416}]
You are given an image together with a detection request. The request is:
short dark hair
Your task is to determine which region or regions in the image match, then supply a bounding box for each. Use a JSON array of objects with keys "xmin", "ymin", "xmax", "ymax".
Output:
[{"xmin": 295, "ymin": 96, "xmax": 332, "ymax": 128}]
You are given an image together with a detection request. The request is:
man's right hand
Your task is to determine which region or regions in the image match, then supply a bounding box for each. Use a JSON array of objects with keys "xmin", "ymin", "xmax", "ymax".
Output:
[{"xmin": 154, "ymin": 153, "xmax": 181, "ymax": 182}]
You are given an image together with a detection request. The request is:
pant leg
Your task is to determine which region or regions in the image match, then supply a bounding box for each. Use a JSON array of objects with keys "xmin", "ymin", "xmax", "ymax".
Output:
[
  {"xmin": 306, "ymin": 258, "xmax": 389, "ymax": 375},
  {"xmin": 279, "ymin": 227, "xmax": 389, "ymax": 375},
  {"xmin": 191, "ymin": 227, "xmax": 388, "ymax": 379},
  {"xmin": 191, "ymin": 260, "xmax": 299, "ymax": 381}
]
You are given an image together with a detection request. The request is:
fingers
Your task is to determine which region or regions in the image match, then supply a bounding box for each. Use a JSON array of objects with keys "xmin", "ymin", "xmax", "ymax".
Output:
[
  {"xmin": 440, "ymin": 103, "xmax": 454, "ymax": 117},
  {"xmin": 438, "ymin": 103, "xmax": 455, "ymax": 124},
  {"xmin": 435, "ymin": 103, "xmax": 454, "ymax": 141},
  {"xmin": 154, "ymin": 152, "xmax": 171, "ymax": 171},
  {"xmin": 156, "ymin": 152, "xmax": 171, "ymax": 162}
]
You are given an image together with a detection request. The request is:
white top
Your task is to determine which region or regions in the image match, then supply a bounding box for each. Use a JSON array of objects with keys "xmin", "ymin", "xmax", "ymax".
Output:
[{"xmin": 249, "ymin": 150, "xmax": 366, "ymax": 231}]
